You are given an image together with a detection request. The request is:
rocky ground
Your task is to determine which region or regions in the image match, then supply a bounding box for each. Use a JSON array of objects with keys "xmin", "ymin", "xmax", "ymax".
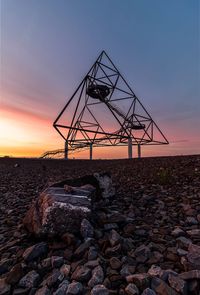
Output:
[{"xmin": 0, "ymin": 155, "xmax": 200, "ymax": 295}]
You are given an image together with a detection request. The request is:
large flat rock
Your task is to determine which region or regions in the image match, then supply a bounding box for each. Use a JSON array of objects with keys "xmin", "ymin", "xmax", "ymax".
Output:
[{"xmin": 23, "ymin": 173, "xmax": 114, "ymax": 236}]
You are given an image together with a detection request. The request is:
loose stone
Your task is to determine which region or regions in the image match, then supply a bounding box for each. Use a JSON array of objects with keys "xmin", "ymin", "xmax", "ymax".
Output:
[
  {"xmin": 18, "ymin": 270, "xmax": 40, "ymax": 288},
  {"xmin": 171, "ymin": 227, "xmax": 185, "ymax": 237},
  {"xmin": 66, "ymin": 281, "xmax": 83, "ymax": 294},
  {"xmin": 91, "ymin": 284, "xmax": 109, "ymax": 295},
  {"xmin": 60, "ymin": 264, "xmax": 71, "ymax": 277},
  {"xmin": 80, "ymin": 219, "xmax": 94, "ymax": 239},
  {"xmin": 51, "ymin": 256, "xmax": 64, "ymax": 268},
  {"xmin": 141, "ymin": 288, "xmax": 156, "ymax": 295},
  {"xmin": 151, "ymin": 277, "xmax": 179, "ymax": 295},
  {"xmin": 125, "ymin": 283, "xmax": 139, "ymax": 295},
  {"xmin": 108, "ymin": 229, "xmax": 121, "ymax": 246},
  {"xmin": 126, "ymin": 273, "xmax": 150, "ymax": 289},
  {"xmin": 109, "ymin": 257, "xmax": 122, "ymax": 270},
  {"xmin": 45, "ymin": 269, "xmax": 63, "ymax": 288},
  {"xmin": 148, "ymin": 265, "xmax": 163, "ymax": 277},
  {"xmin": 88, "ymin": 246, "xmax": 98, "ymax": 260},
  {"xmin": 53, "ymin": 280, "xmax": 69, "ymax": 295},
  {"xmin": 168, "ymin": 273, "xmax": 186, "ymax": 293},
  {"xmin": 71, "ymin": 265, "xmax": 91, "ymax": 282},
  {"xmin": 22, "ymin": 242, "xmax": 48, "ymax": 262},
  {"xmin": 88, "ymin": 266, "xmax": 104, "ymax": 288},
  {"xmin": 133, "ymin": 245, "xmax": 151, "ymax": 263},
  {"xmin": 176, "ymin": 237, "xmax": 192, "ymax": 249},
  {"xmin": 186, "ymin": 243, "xmax": 200, "ymax": 270}
]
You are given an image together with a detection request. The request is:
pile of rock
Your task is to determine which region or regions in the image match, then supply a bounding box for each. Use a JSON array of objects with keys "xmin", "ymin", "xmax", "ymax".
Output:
[
  {"xmin": 1, "ymin": 236, "xmax": 200, "ymax": 294},
  {"xmin": 0, "ymin": 157, "xmax": 200, "ymax": 294}
]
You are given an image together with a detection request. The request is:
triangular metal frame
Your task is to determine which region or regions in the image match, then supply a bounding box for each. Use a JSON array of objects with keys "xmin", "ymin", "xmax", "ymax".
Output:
[{"xmin": 53, "ymin": 50, "xmax": 168, "ymax": 152}]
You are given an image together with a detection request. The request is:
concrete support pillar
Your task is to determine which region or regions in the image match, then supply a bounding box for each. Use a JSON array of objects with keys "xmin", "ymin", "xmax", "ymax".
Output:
[
  {"xmin": 128, "ymin": 137, "xmax": 132, "ymax": 159},
  {"xmin": 89, "ymin": 143, "xmax": 93, "ymax": 160},
  {"xmin": 138, "ymin": 144, "xmax": 141, "ymax": 158},
  {"xmin": 64, "ymin": 140, "xmax": 68, "ymax": 159}
]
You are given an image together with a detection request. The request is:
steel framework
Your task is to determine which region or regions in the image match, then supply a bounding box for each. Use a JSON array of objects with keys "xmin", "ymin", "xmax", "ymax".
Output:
[{"xmin": 52, "ymin": 51, "xmax": 168, "ymax": 159}]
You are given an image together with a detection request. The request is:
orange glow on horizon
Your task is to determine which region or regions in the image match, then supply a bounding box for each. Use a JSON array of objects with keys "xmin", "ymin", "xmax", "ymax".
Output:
[
  {"xmin": 0, "ymin": 103, "xmax": 62, "ymax": 157},
  {"xmin": 0, "ymin": 102, "xmax": 199, "ymax": 159}
]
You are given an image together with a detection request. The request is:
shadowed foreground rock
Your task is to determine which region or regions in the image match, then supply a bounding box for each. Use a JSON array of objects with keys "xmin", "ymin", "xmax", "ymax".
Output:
[{"xmin": 23, "ymin": 173, "xmax": 114, "ymax": 237}]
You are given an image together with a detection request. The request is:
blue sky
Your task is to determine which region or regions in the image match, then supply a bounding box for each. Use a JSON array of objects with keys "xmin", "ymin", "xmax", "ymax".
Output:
[{"xmin": 0, "ymin": 0, "xmax": 199, "ymax": 157}]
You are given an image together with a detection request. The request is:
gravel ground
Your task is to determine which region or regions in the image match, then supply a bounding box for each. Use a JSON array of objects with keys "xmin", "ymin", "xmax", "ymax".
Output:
[{"xmin": 0, "ymin": 155, "xmax": 200, "ymax": 294}]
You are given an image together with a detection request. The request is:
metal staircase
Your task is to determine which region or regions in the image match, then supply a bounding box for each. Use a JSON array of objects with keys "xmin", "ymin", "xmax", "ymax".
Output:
[{"xmin": 40, "ymin": 144, "xmax": 89, "ymax": 159}]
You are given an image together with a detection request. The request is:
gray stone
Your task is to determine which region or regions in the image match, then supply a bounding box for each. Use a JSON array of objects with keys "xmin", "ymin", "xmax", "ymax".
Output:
[
  {"xmin": 186, "ymin": 229, "xmax": 200, "ymax": 238},
  {"xmin": 74, "ymin": 239, "xmax": 91, "ymax": 258},
  {"xmin": 141, "ymin": 288, "xmax": 156, "ymax": 295},
  {"xmin": 45, "ymin": 269, "xmax": 63, "ymax": 288},
  {"xmin": 19, "ymin": 270, "xmax": 40, "ymax": 288},
  {"xmin": 105, "ymin": 243, "xmax": 121, "ymax": 257},
  {"xmin": 40, "ymin": 257, "xmax": 51, "ymax": 269},
  {"xmin": 94, "ymin": 172, "xmax": 115, "ymax": 199},
  {"xmin": 22, "ymin": 242, "xmax": 48, "ymax": 262},
  {"xmin": 120, "ymin": 265, "xmax": 136, "ymax": 277},
  {"xmin": 125, "ymin": 283, "xmax": 139, "ymax": 295},
  {"xmin": 53, "ymin": 280, "xmax": 69, "ymax": 295},
  {"xmin": 126, "ymin": 273, "xmax": 150, "ymax": 288},
  {"xmin": 109, "ymin": 257, "xmax": 121, "ymax": 270},
  {"xmin": 151, "ymin": 277, "xmax": 179, "ymax": 295},
  {"xmin": 71, "ymin": 265, "xmax": 91, "ymax": 282},
  {"xmin": 133, "ymin": 245, "xmax": 151, "ymax": 263},
  {"xmin": 177, "ymin": 248, "xmax": 188, "ymax": 256},
  {"xmin": 88, "ymin": 247, "xmax": 98, "ymax": 260},
  {"xmin": 176, "ymin": 236, "xmax": 192, "ymax": 249},
  {"xmin": 168, "ymin": 273, "xmax": 187, "ymax": 294},
  {"xmin": 51, "ymin": 256, "xmax": 64, "ymax": 268},
  {"xmin": 171, "ymin": 228, "xmax": 185, "ymax": 237},
  {"xmin": 160, "ymin": 270, "xmax": 178, "ymax": 282},
  {"xmin": 187, "ymin": 243, "xmax": 200, "ymax": 270},
  {"xmin": 148, "ymin": 265, "xmax": 163, "ymax": 277},
  {"xmin": 108, "ymin": 229, "xmax": 121, "ymax": 246},
  {"xmin": 66, "ymin": 281, "xmax": 83, "ymax": 294},
  {"xmin": 80, "ymin": 219, "xmax": 94, "ymax": 238},
  {"xmin": 88, "ymin": 266, "xmax": 104, "ymax": 288},
  {"xmin": 91, "ymin": 284, "xmax": 109, "ymax": 295},
  {"xmin": 186, "ymin": 216, "xmax": 198, "ymax": 225},
  {"xmin": 60, "ymin": 264, "xmax": 71, "ymax": 277}
]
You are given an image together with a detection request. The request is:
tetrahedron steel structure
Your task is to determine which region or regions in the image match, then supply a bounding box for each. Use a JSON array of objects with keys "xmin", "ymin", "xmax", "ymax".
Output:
[{"xmin": 53, "ymin": 51, "xmax": 168, "ymax": 158}]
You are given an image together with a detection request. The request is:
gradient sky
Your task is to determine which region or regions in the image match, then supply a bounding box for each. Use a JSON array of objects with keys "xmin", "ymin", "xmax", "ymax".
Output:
[{"xmin": 0, "ymin": 0, "xmax": 199, "ymax": 158}]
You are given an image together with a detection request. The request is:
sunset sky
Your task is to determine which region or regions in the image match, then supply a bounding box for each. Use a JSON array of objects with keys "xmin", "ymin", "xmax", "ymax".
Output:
[{"xmin": 0, "ymin": 0, "xmax": 199, "ymax": 158}]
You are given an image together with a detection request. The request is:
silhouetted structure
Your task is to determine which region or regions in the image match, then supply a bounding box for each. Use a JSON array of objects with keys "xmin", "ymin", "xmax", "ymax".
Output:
[{"xmin": 43, "ymin": 51, "xmax": 168, "ymax": 159}]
